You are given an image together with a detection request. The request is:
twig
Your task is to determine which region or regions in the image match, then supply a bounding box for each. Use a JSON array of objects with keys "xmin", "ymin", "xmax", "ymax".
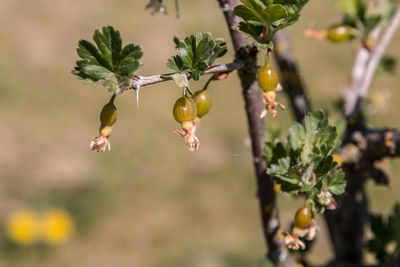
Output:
[
  {"xmin": 127, "ymin": 61, "xmax": 242, "ymax": 91},
  {"xmin": 352, "ymin": 128, "xmax": 400, "ymax": 161},
  {"xmin": 125, "ymin": 61, "xmax": 242, "ymax": 107},
  {"xmin": 345, "ymin": 7, "xmax": 400, "ymax": 118}
]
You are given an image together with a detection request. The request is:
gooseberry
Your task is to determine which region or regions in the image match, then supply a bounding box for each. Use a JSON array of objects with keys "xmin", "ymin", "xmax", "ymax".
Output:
[
  {"xmin": 258, "ymin": 64, "xmax": 279, "ymax": 92},
  {"xmin": 193, "ymin": 90, "xmax": 211, "ymax": 118},
  {"xmin": 294, "ymin": 203, "xmax": 312, "ymax": 229},
  {"xmin": 327, "ymin": 25, "xmax": 352, "ymax": 43},
  {"xmin": 173, "ymin": 96, "xmax": 197, "ymax": 123},
  {"xmin": 100, "ymin": 97, "xmax": 117, "ymax": 126}
]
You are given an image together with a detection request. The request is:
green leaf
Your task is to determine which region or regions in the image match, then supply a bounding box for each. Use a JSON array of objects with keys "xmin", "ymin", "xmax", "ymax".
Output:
[
  {"xmin": 72, "ymin": 26, "xmax": 143, "ymax": 91},
  {"xmin": 288, "ymin": 122, "xmax": 305, "ymax": 151},
  {"xmin": 334, "ymin": 0, "xmax": 362, "ymax": 18},
  {"xmin": 93, "ymin": 27, "xmax": 121, "ymax": 71},
  {"xmin": 235, "ymin": 0, "xmax": 308, "ymax": 49},
  {"xmin": 239, "ymin": 0, "xmax": 269, "ymax": 24},
  {"xmin": 121, "ymin": 44, "xmax": 143, "ymax": 60},
  {"xmin": 115, "ymin": 59, "xmax": 141, "ymax": 76},
  {"xmin": 194, "ymin": 37, "xmax": 212, "ymax": 65},
  {"xmin": 77, "ymin": 61, "xmax": 113, "ymax": 80},
  {"xmin": 167, "ymin": 33, "xmax": 228, "ymax": 81},
  {"xmin": 178, "ymin": 45, "xmax": 193, "ymax": 67},
  {"xmin": 238, "ymin": 22, "xmax": 274, "ymax": 50},
  {"xmin": 265, "ymin": 110, "xmax": 346, "ymax": 212},
  {"xmin": 77, "ymin": 40, "xmax": 103, "ymax": 65},
  {"xmin": 233, "ymin": 5, "xmax": 264, "ymax": 24},
  {"xmin": 264, "ymin": 4, "xmax": 288, "ymax": 23}
]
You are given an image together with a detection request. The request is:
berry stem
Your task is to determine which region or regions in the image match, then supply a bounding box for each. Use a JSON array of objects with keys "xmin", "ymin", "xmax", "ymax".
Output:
[
  {"xmin": 109, "ymin": 93, "xmax": 116, "ymax": 104},
  {"xmin": 200, "ymin": 74, "xmax": 216, "ymax": 92}
]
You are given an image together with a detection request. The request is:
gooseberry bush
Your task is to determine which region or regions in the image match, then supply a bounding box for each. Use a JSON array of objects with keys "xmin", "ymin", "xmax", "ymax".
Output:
[{"xmin": 72, "ymin": 0, "xmax": 400, "ymax": 266}]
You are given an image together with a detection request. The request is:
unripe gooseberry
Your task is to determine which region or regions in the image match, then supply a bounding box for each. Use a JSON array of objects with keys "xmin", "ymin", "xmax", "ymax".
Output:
[
  {"xmin": 173, "ymin": 96, "xmax": 197, "ymax": 123},
  {"xmin": 294, "ymin": 203, "xmax": 312, "ymax": 229},
  {"xmin": 193, "ymin": 90, "xmax": 211, "ymax": 118},
  {"xmin": 327, "ymin": 25, "xmax": 352, "ymax": 43},
  {"xmin": 258, "ymin": 64, "xmax": 279, "ymax": 92},
  {"xmin": 100, "ymin": 99, "xmax": 117, "ymax": 127}
]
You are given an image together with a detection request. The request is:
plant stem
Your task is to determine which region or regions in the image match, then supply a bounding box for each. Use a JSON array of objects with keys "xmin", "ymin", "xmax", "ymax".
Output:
[{"xmin": 217, "ymin": 1, "xmax": 294, "ymax": 266}]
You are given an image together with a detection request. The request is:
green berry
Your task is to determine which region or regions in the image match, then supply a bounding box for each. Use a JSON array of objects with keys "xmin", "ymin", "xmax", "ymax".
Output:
[
  {"xmin": 193, "ymin": 90, "xmax": 212, "ymax": 118},
  {"xmin": 100, "ymin": 100, "xmax": 117, "ymax": 127},
  {"xmin": 258, "ymin": 64, "xmax": 278, "ymax": 92},
  {"xmin": 173, "ymin": 97, "xmax": 197, "ymax": 123},
  {"xmin": 327, "ymin": 25, "xmax": 352, "ymax": 43},
  {"xmin": 294, "ymin": 204, "xmax": 312, "ymax": 229}
]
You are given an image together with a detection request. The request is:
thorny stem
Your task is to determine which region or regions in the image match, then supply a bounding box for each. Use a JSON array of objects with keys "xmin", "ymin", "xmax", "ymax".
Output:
[{"xmin": 217, "ymin": 0, "xmax": 294, "ymax": 266}]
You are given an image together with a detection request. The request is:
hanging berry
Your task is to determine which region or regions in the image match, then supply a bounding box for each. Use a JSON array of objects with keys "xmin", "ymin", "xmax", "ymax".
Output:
[
  {"xmin": 100, "ymin": 97, "xmax": 117, "ymax": 126},
  {"xmin": 294, "ymin": 202, "xmax": 313, "ymax": 229},
  {"xmin": 258, "ymin": 56, "xmax": 285, "ymax": 118},
  {"xmin": 258, "ymin": 64, "xmax": 279, "ymax": 92},
  {"xmin": 173, "ymin": 95, "xmax": 200, "ymax": 151},
  {"xmin": 91, "ymin": 95, "xmax": 118, "ymax": 152},
  {"xmin": 327, "ymin": 25, "xmax": 353, "ymax": 43},
  {"xmin": 193, "ymin": 90, "xmax": 212, "ymax": 118}
]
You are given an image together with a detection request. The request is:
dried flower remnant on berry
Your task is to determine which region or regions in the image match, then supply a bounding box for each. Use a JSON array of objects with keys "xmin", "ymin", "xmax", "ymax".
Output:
[
  {"xmin": 91, "ymin": 96, "xmax": 117, "ymax": 152},
  {"xmin": 284, "ymin": 218, "xmax": 319, "ymax": 250}
]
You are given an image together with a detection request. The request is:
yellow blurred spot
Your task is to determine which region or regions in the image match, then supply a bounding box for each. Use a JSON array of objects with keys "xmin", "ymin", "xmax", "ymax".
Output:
[
  {"xmin": 385, "ymin": 138, "xmax": 392, "ymax": 148},
  {"xmin": 295, "ymin": 263, "xmax": 304, "ymax": 267},
  {"xmin": 5, "ymin": 210, "xmax": 39, "ymax": 245},
  {"xmin": 40, "ymin": 209, "xmax": 75, "ymax": 245},
  {"xmin": 277, "ymin": 228, "xmax": 284, "ymax": 240},
  {"xmin": 332, "ymin": 154, "xmax": 343, "ymax": 167},
  {"xmin": 265, "ymin": 204, "xmax": 273, "ymax": 213},
  {"xmin": 274, "ymin": 183, "xmax": 281, "ymax": 193},
  {"xmin": 348, "ymin": 117, "xmax": 357, "ymax": 125}
]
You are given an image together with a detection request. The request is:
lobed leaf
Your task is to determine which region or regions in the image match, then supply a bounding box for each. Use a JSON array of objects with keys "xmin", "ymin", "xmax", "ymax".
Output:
[
  {"xmin": 72, "ymin": 26, "xmax": 143, "ymax": 91},
  {"xmin": 167, "ymin": 33, "xmax": 228, "ymax": 81},
  {"xmin": 234, "ymin": 0, "xmax": 309, "ymax": 50},
  {"xmin": 266, "ymin": 111, "xmax": 346, "ymax": 213}
]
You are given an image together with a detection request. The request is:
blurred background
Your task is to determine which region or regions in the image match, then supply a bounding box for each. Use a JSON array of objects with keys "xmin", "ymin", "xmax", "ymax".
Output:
[{"xmin": 0, "ymin": 0, "xmax": 399, "ymax": 266}]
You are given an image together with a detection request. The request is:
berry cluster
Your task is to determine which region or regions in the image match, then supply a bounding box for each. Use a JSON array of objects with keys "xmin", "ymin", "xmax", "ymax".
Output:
[{"xmin": 173, "ymin": 89, "xmax": 211, "ymax": 151}]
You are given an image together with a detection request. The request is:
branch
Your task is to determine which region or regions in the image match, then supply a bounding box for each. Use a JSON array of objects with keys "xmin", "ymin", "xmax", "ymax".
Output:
[
  {"xmin": 128, "ymin": 61, "xmax": 243, "ymax": 90},
  {"xmin": 124, "ymin": 61, "xmax": 243, "ymax": 106},
  {"xmin": 217, "ymin": 1, "xmax": 294, "ymax": 266},
  {"xmin": 348, "ymin": 128, "xmax": 400, "ymax": 162},
  {"xmin": 272, "ymin": 30, "xmax": 312, "ymax": 122},
  {"xmin": 344, "ymin": 7, "xmax": 400, "ymax": 119}
]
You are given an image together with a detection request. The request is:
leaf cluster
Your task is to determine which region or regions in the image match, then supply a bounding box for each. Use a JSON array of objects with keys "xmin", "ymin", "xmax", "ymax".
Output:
[
  {"xmin": 72, "ymin": 26, "xmax": 143, "ymax": 93},
  {"xmin": 167, "ymin": 33, "xmax": 227, "ymax": 81},
  {"xmin": 367, "ymin": 203, "xmax": 400, "ymax": 263},
  {"xmin": 265, "ymin": 111, "xmax": 346, "ymax": 213},
  {"xmin": 335, "ymin": 0, "xmax": 397, "ymax": 38},
  {"xmin": 233, "ymin": 0, "xmax": 309, "ymax": 50}
]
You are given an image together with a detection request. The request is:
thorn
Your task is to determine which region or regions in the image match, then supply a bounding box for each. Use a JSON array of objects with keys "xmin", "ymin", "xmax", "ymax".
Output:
[{"xmin": 135, "ymin": 86, "xmax": 140, "ymax": 109}]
